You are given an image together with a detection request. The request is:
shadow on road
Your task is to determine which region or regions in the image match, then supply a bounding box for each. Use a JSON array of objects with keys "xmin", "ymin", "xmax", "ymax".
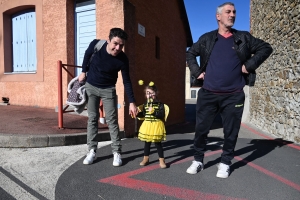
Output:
[
  {"xmin": 203, "ymin": 138, "xmax": 293, "ymax": 172},
  {"xmin": 231, "ymin": 138, "xmax": 293, "ymax": 172}
]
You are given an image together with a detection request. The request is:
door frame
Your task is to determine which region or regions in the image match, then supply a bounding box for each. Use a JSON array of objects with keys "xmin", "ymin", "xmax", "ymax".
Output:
[{"xmin": 74, "ymin": 3, "xmax": 96, "ymax": 75}]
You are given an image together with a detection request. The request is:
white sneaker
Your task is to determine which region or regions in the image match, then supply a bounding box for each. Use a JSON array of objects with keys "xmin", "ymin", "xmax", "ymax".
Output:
[
  {"xmin": 113, "ymin": 152, "xmax": 122, "ymax": 166},
  {"xmin": 83, "ymin": 149, "xmax": 96, "ymax": 165},
  {"xmin": 216, "ymin": 163, "xmax": 230, "ymax": 178},
  {"xmin": 186, "ymin": 161, "xmax": 203, "ymax": 174}
]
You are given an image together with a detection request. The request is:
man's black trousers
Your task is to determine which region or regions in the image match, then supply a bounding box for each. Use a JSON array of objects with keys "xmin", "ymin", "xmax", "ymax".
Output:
[{"xmin": 194, "ymin": 88, "xmax": 245, "ymax": 165}]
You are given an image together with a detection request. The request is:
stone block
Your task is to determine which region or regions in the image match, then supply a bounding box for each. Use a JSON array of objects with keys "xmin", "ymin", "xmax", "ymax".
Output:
[
  {"xmin": 48, "ymin": 134, "xmax": 66, "ymax": 147},
  {"xmin": 0, "ymin": 134, "xmax": 12, "ymax": 147},
  {"xmin": 28, "ymin": 135, "xmax": 49, "ymax": 147}
]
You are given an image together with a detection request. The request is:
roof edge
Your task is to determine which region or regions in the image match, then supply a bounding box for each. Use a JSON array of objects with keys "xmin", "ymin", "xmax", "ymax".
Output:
[{"xmin": 178, "ymin": 0, "xmax": 193, "ymax": 47}]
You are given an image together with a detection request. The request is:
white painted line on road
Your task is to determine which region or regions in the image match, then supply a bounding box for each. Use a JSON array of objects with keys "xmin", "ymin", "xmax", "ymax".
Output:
[
  {"xmin": 207, "ymin": 141, "xmax": 223, "ymax": 146},
  {"xmin": 0, "ymin": 171, "xmax": 38, "ymax": 200}
]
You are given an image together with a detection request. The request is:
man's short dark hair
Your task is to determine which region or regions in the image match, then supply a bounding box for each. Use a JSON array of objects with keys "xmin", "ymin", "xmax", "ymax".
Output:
[{"xmin": 109, "ymin": 28, "xmax": 128, "ymax": 40}]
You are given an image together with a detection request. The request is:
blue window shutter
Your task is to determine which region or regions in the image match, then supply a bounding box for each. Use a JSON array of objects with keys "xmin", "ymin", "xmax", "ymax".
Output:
[
  {"xmin": 27, "ymin": 11, "xmax": 37, "ymax": 71},
  {"xmin": 12, "ymin": 13, "xmax": 22, "ymax": 71},
  {"xmin": 12, "ymin": 10, "xmax": 36, "ymax": 72},
  {"xmin": 20, "ymin": 13, "xmax": 28, "ymax": 71}
]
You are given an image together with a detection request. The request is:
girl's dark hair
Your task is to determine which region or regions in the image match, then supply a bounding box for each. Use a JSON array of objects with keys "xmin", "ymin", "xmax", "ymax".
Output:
[{"xmin": 145, "ymin": 85, "xmax": 158, "ymax": 93}]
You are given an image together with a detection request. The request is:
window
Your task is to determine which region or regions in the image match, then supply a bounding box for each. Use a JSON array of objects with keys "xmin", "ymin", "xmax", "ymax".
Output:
[
  {"xmin": 76, "ymin": 0, "xmax": 95, "ymax": 7},
  {"xmin": 12, "ymin": 9, "xmax": 36, "ymax": 72},
  {"xmin": 191, "ymin": 90, "xmax": 197, "ymax": 99},
  {"xmin": 1, "ymin": 1, "xmax": 43, "ymax": 82}
]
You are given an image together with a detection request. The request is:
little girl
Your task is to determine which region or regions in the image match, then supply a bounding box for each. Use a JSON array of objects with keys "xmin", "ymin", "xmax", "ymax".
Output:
[{"xmin": 136, "ymin": 81, "xmax": 169, "ymax": 168}]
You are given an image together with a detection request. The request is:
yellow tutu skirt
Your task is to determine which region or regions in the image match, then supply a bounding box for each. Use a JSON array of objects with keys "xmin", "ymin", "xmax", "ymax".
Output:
[{"xmin": 138, "ymin": 120, "xmax": 166, "ymax": 142}]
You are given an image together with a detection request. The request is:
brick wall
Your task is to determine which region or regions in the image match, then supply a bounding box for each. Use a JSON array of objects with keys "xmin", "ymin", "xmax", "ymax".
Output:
[{"xmin": 120, "ymin": 0, "xmax": 189, "ymax": 135}]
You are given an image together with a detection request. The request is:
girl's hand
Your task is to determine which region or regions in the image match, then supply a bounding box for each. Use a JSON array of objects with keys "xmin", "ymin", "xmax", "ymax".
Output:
[
  {"xmin": 137, "ymin": 107, "xmax": 142, "ymax": 112},
  {"xmin": 148, "ymin": 106, "xmax": 155, "ymax": 114}
]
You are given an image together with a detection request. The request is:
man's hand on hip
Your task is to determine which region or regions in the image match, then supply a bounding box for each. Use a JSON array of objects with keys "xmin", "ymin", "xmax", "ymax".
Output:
[
  {"xmin": 198, "ymin": 72, "xmax": 205, "ymax": 80},
  {"xmin": 242, "ymin": 65, "xmax": 249, "ymax": 74}
]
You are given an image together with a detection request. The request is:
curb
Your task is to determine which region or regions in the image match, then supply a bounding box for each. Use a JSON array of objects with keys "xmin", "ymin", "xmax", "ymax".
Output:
[{"xmin": 0, "ymin": 131, "xmax": 125, "ymax": 148}]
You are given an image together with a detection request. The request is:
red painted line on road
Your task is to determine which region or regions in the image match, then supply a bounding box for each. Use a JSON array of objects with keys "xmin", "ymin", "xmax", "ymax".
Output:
[
  {"xmin": 234, "ymin": 156, "xmax": 300, "ymax": 192},
  {"xmin": 99, "ymin": 150, "xmax": 246, "ymax": 200},
  {"xmin": 101, "ymin": 176, "xmax": 245, "ymax": 200},
  {"xmin": 99, "ymin": 134, "xmax": 300, "ymax": 199},
  {"xmin": 241, "ymin": 123, "xmax": 300, "ymax": 150}
]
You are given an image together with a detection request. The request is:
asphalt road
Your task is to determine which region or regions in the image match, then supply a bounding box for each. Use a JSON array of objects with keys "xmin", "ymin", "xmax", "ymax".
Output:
[{"xmin": 1, "ymin": 102, "xmax": 300, "ymax": 200}]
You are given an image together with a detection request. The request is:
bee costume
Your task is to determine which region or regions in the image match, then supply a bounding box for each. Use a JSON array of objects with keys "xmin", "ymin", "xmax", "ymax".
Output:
[{"xmin": 137, "ymin": 100, "xmax": 169, "ymax": 142}]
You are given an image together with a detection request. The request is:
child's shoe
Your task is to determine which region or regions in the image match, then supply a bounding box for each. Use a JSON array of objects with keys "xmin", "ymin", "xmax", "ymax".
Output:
[
  {"xmin": 140, "ymin": 156, "xmax": 149, "ymax": 166},
  {"xmin": 159, "ymin": 158, "xmax": 167, "ymax": 169}
]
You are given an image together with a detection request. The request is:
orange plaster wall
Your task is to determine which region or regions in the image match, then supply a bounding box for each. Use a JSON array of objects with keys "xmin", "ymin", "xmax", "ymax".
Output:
[
  {"xmin": 96, "ymin": 0, "xmax": 126, "ymax": 130},
  {"xmin": 0, "ymin": 0, "xmax": 72, "ymax": 108},
  {"xmin": 0, "ymin": 0, "xmax": 46, "ymax": 107},
  {"xmin": 41, "ymin": 0, "xmax": 71, "ymax": 109}
]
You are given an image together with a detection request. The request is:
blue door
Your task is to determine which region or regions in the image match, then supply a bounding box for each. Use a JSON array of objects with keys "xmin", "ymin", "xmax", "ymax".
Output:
[{"xmin": 75, "ymin": 4, "xmax": 96, "ymax": 76}]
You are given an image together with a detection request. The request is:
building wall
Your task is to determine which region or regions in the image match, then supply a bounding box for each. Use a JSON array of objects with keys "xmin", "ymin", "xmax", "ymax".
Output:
[
  {"xmin": 126, "ymin": 0, "xmax": 188, "ymax": 131},
  {"xmin": 93, "ymin": 0, "xmax": 189, "ymax": 135},
  {"xmin": 0, "ymin": 0, "xmax": 46, "ymax": 106},
  {"xmin": 0, "ymin": 0, "xmax": 189, "ymax": 136},
  {"xmin": 250, "ymin": 0, "xmax": 300, "ymax": 143},
  {"xmin": 0, "ymin": 0, "xmax": 77, "ymax": 108},
  {"xmin": 93, "ymin": 0, "xmax": 127, "ymax": 132}
]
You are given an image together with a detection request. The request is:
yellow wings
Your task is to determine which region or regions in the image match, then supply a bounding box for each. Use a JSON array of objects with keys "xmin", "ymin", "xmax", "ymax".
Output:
[{"xmin": 164, "ymin": 104, "xmax": 169, "ymax": 122}]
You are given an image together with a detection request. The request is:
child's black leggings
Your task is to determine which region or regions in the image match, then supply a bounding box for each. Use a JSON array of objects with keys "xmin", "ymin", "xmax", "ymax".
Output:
[{"xmin": 144, "ymin": 142, "xmax": 164, "ymax": 158}]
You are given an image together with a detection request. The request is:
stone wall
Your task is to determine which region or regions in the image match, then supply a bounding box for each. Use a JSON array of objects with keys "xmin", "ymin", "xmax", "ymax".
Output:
[{"xmin": 249, "ymin": 0, "xmax": 300, "ymax": 144}]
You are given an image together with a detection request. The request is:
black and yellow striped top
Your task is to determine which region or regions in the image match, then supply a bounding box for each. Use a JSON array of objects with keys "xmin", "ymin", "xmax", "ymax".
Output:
[{"xmin": 137, "ymin": 101, "xmax": 165, "ymax": 122}]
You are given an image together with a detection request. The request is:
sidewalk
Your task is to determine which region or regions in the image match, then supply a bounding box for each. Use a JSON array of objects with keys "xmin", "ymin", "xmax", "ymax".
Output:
[
  {"xmin": 1, "ymin": 100, "xmax": 296, "ymax": 149},
  {"xmin": 0, "ymin": 105, "xmax": 111, "ymax": 148}
]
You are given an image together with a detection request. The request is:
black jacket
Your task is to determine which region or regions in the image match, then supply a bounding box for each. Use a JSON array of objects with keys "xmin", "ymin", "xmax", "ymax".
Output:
[{"xmin": 186, "ymin": 29, "xmax": 273, "ymax": 86}]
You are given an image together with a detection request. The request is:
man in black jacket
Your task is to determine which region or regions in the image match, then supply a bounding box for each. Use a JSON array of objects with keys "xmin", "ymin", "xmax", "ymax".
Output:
[
  {"xmin": 78, "ymin": 28, "xmax": 138, "ymax": 167},
  {"xmin": 186, "ymin": 2, "xmax": 272, "ymax": 178}
]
